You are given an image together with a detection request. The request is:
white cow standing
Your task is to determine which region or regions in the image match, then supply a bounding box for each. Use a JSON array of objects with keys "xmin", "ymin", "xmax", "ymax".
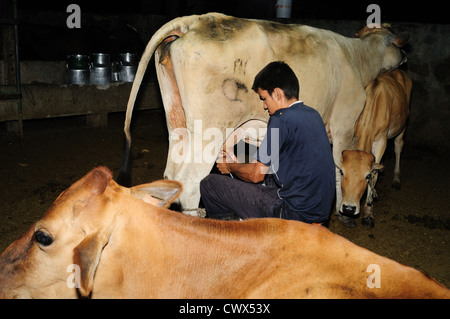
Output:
[{"xmin": 118, "ymin": 13, "xmax": 409, "ymax": 216}]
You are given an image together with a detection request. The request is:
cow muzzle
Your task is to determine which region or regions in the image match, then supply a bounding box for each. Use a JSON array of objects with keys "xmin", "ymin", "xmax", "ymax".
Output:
[{"xmin": 341, "ymin": 204, "xmax": 358, "ymax": 216}]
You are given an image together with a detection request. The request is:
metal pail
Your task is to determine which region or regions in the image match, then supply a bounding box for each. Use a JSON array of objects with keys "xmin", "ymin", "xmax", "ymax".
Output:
[
  {"xmin": 92, "ymin": 53, "xmax": 111, "ymax": 67},
  {"xmin": 67, "ymin": 69, "xmax": 90, "ymax": 84},
  {"xmin": 90, "ymin": 66, "xmax": 111, "ymax": 84},
  {"xmin": 67, "ymin": 54, "xmax": 90, "ymax": 70},
  {"xmin": 119, "ymin": 65, "xmax": 137, "ymax": 82},
  {"xmin": 119, "ymin": 53, "xmax": 137, "ymax": 66},
  {"xmin": 67, "ymin": 54, "xmax": 90, "ymax": 84}
]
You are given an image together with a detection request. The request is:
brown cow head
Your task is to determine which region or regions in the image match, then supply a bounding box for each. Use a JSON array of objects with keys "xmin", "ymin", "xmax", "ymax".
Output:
[
  {"xmin": 0, "ymin": 167, "xmax": 182, "ymax": 298},
  {"xmin": 338, "ymin": 150, "xmax": 383, "ymax": 216},
  {"xmin": 355, "ymin": 23, "xmax": 409, "ymax": 75}
]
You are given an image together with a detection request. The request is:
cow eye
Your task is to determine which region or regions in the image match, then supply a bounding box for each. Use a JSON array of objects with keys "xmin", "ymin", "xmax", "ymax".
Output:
[
  {"xmin": 34, "ymin": 230, "xmax": 53, "ymax": 246},
  {"xmin": 339, "ymin": 169, "xmax": 344, "ymax": 176},
  {"xmin": 365, "ymin": 174, "xmax": 372, "ymax": 180}
]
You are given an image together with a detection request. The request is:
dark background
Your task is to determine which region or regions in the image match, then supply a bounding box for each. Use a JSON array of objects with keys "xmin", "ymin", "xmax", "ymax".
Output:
[{"xmin": 16, "ymin": 0, "xmax": 448, "ymax": 24}]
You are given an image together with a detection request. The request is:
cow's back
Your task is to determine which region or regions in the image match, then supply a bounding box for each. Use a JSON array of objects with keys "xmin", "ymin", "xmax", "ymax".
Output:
[
  {"xmin": 166, "ymin": 15, "xmax": 347, "ymax": 125},
  {"xmin": 96, "ymin": 207, "xmax": 450, "ymax": 298},
  {"xmin": 245, "ymin": 220, "xmax": 449, "ymax": 299},
  {"xmin": 355, "ymin": 69, "xmax": 411, "ymax": 145}
]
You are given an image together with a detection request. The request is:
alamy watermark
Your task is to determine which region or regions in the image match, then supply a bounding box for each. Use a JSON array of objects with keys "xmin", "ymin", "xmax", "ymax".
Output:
[
  {"xmin": 66, "ymin": 264, "xmax": 81, "ymax": 289},
  {"xmin": 367, "ymin": 4, "xmax": 381, "ymax": 28},
  {"xmin": 367, "ymin": 264, "xmax": 381, "ymax": 288},
  {"xmin": 66, "ymin": 4, "xmax": 81, "ymax": 29}
]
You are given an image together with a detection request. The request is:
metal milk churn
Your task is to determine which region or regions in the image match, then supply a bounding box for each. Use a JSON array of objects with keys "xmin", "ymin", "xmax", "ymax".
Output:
[
  {"xmin": 90, "ymin": 53, "xmax": 112, "ymax": 84},
  {"xmin": 119, "ymin": 53, "xmax": 137, "ymax": 82},
  {"xmin": 66, "ymin": 54, "xmax": 90, "ymax": 84}
]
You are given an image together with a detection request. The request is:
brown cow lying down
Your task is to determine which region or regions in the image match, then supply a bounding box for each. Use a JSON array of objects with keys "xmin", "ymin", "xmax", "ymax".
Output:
[{"xmin": 0, "ymin": 167, "xmax": 448, "ymax": 298}]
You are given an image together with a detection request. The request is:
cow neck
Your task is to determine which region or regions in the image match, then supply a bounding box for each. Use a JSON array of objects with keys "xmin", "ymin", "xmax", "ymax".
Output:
[{"xmin": 347, "ymin": 37, "xmax": 385, "ymax": 87}]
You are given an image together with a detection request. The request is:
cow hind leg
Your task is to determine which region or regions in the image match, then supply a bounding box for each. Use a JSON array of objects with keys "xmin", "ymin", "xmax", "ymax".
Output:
[
  {"xmin": 361, "ymin": 204, "xmax": 375, "ymax": 228},
  {"xmin": 392, "ymin": 129, "xmax": 405, "ymax": 190}
]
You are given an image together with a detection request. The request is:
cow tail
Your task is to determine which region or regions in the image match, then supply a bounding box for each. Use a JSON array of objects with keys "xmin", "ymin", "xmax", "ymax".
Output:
[
  {"xmin": 116, "ymin": 15, "xmax": 195, "ymax": 185},
  {"xmin": 116, "ymin": 136, "xmax": 133, "ymax": 186}
]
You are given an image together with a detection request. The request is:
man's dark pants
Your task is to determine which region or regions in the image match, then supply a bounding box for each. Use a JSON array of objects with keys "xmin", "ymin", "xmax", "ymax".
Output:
[{"xmin": 200, "ymin": 174, "xmax": 283, "ymax": 220}]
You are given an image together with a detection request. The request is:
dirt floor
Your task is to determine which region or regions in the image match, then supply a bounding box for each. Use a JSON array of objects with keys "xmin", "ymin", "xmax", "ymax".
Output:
[{"xmin": 1, "ymin": 108, "xmax": 449, "ymax": 289}]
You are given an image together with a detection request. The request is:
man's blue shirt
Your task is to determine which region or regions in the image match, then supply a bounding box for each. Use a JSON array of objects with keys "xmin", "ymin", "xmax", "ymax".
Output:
[{"xmin": 256, "ymin": 102, "xmax": 335, "ymax": 223}]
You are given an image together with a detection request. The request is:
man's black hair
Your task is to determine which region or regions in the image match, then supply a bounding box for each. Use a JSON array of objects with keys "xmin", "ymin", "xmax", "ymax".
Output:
[{"xmin": 251, "ymin": 61, "xmax": 300, "ymax": 99}]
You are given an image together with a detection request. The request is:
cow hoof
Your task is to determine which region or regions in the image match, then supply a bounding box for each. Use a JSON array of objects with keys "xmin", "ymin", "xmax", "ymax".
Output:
[
  {"xmin": 392, "ymin": 181, "xmax": 401, "ymax": 190},
  {"xmin": 362, "ymin": 217, "xmax": 375, "ymax": 228},
  {"xmin": 338, "ymin": 215, "xmax": 357, "ymax": 228}
]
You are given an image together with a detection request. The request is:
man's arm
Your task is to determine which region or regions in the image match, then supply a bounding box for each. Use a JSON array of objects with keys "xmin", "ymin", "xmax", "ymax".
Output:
[{"xmin": 216, "ymin": 160, "xmax": 268, "ymax": 183}]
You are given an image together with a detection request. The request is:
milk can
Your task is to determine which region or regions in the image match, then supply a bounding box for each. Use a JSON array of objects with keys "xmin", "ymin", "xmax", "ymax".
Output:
[
  {"xmin": 119, "ymin": 53, "xmax": 137, "ymax": 82},
  {"xmin": 90, "ymin": 53, "xmax": 112, "ymax": 84},
  {"xmin": 66, "ymin": 54, "xmax": 90, "ymax": 84}
]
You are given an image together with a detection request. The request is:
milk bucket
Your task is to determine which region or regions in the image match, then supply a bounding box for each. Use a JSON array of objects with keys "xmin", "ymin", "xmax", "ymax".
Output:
[
  {"xmin": 67, "ymin": 69, "xmax": 90, "ymax": 84},
  {"xmin": 119, "ymin": 53, "xmax": 137, "ymax": 82},
  {"xmin": 276, "ymin": 0, "xmax": 292, "ymax": 18},
  {"xmin": 119, "ymin": 53, "xmax": 137, "ymax": 66},
  {"xmin": 90, "ymin": 53, "xmax": 112, "ymax": 84},
  {"xmin": 90, "ymin": 66, "xmax": 112, "ymax": 84},
  {"xmin": 119, "ymin": 65, "xmax": 137, "ymax": 82},
  {"xmin": 66, "ymin": 54, "xmax": 90, "ymax": 84},
  {"xmin": 67, "ymin": 54, "xmax": 90, "ymax": 69},
  {"xmin": 111, "ymin": 61, "xmax": 120, "ymax": 82},
  {"xmin": 91, "ymin": 53, "xmax": 110, "ymax": 67}
]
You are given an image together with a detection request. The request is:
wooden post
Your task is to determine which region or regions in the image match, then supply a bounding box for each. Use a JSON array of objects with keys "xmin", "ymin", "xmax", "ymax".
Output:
[
  {"xmin": 0, "ymin": 0, "xmax": 23, "ymax": 136},
  {"xmin": 0, "ymin": 0, "xmax": 16, "ymax": 86}
]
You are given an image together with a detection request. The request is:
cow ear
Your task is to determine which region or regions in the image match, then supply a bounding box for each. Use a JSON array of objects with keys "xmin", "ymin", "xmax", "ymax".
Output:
[
  {"xmin": 391, "ymin": 32, "xmax": 410, "ymax": 47},
  {"xmin": 84, "ymin": 166, "xmax": 113, "ymax": 195},
  {"xmin": 130, "ymin": 180, "xmax": 183, "ymax": 208},
  {"xmin": 73, "ymin": 232, "xmax": 108, "ymax": 298},
  {"xmin": 372, "ymin": 163, "xmax": 384, "ymax": 171}
]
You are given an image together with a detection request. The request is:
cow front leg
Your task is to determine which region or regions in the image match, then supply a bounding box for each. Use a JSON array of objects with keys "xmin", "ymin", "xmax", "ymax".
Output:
[
  {"xmin": 334, "ymin": 168, "xmax": 357, "ymax": 228},
  {"xmin": 361, "ymin": 173, "xmax": 378, "ymax": 228},
  {"xmin": 361, "ymin": 203, "xmax": 375, "ymax": 228}
]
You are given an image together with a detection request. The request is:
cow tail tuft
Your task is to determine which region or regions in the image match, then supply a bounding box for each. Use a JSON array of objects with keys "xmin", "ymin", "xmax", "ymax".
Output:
[{"xmin": 116, "ymin": 137, "xmax": 132, "ymax": 186}]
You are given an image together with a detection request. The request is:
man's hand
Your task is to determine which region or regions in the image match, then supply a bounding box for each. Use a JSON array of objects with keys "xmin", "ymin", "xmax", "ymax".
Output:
[
  {"xmin": 217, "ymin": 149, "xmax": 237, "ymax": 164},
  {"xmin": 216, "ymin": 149, "xmax": 237, "ymax": 175},
  {"xmin": 216, "ymin": 161, "xmax": 231, "ymax": 174}
]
